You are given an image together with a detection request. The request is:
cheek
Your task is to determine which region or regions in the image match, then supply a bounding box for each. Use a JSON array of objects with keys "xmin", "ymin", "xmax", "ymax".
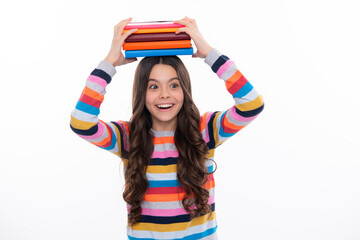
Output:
[
  {"xmin": 145, "ymin": 91, "xmax": 153, "ymax": 109},
  {"xmin": 176, "ymin": 90, "xmax": 184, "ymax": 106}
]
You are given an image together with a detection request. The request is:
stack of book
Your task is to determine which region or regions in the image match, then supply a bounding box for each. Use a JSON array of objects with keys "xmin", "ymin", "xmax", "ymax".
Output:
[{"xmin": 123, "ymin": 21, "xmax": 193, "ymax": 58}]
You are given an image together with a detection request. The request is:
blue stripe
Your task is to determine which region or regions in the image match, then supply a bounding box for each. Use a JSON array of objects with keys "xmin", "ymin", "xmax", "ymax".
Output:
[
  {"xmin": 183, "ymin": 225, "xmax": 218, "ymax": 240},
  {"xmin": 150, "ymin": 157, "xmax": 177, "ymax": 166},
  {"xmin": 235, "ymin": 103, "xmax": 264, "ymax": 118},
  {"xmin": 219, "ymin": 127, "xmax": 236, "ymax": 138},
  {"xmin": 127, "ymin": 225, "xmax": 217, "ymax": 240},
  {"xmin": 206, "ymin": 112, "xmax": 219, "ymax": 150},
  {"xmin": 103, "ymin": 131, "xmax": 117, "ymax": 150},
  {"xmin": 111, "ymin": 121, "xmax": 129, "ymax": 159},
  {"xmin": 218, "ymin": 111, "xmax": 236, "ymax": 138},
  {"xmin": 75, "ymin": 101, "xmax": 99, "ymax": 115},
  {"xmin": 91, "ymin": 69, "xmax": 111, "ymax": 84},
  {"xmin": 148, "ymin": 180, "xmax": 180, "ymax": 188},
  {"xmin": 125, "ymin": 48, "xmax": 193, "ymax": 58},
  {"xmin": 70, "ymin": 123, "xmax": 98, "ymax": 136},
  {"xmin": 140, "ymin": 214, "xmax": 191, "ymax": 224},
  {"xmin": 211, "ymin": 55, "xmax": 229, "ymax": 73},
  {"xmin": 233, "ymin": 81, "xmax": 253, "ymax": 98}
]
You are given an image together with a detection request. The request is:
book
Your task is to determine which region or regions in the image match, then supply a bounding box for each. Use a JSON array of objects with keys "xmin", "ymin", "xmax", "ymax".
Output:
[
  {"xmin": 125, "ymin": 48, "xmax": 194, "ymax": 58},
  {"xmin": 124, "ymin": 21, "xmax": 184, "ymax": 30},
  {"xmin": 123, "ymin": 28, "xmax": 180, "ymax": 34},
  {"xmin": 125, "ymin": 32, "xmax": 190, "ymax": 43},
  {"xmin": 123, "ymin": 40, "xmax": 191, "ymax": 51}
]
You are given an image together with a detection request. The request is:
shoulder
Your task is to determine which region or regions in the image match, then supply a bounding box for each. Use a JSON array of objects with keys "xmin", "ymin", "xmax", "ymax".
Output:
[{"xmin": 110, "ymin": 120, "xmax": 130, "ymax": 135}]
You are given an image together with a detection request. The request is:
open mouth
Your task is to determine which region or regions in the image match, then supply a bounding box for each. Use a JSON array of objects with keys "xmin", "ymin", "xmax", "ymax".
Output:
[{"xmin": 156, "ymin": 104, "xmax": 174, "ymax": 110}]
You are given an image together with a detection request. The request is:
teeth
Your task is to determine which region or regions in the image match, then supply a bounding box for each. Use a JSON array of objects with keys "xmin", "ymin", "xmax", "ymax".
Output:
[{"xmin": 157, "ymin": 104, "xmax": 173, "ymax": 108}]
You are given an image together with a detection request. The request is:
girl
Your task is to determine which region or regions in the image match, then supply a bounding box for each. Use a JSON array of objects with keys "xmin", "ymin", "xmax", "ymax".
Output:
[{"xmin": 70, "ymin": 17, "xmax": 264, "ymax": 240}]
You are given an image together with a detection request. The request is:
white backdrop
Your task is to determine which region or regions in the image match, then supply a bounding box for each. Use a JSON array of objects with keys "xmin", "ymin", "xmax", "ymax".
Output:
[{"xmin": 1, "ymin": 0, "xmax": 359, "ymax": 239}]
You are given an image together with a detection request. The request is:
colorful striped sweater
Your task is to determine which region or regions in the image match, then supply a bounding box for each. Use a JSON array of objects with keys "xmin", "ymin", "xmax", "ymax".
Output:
[{"xmin": 70, "ymin": 49, "xmax": 264, "ymax": 240}]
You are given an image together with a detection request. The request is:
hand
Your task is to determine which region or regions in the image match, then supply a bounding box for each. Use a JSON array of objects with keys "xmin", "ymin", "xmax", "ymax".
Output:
[
  {"xmin": 175, "ymin": 17, "xmax": 213, "ymax": 58},
  {"xmin": 104, "ymin": 18, "xmax": 138, "ymax": 67}
]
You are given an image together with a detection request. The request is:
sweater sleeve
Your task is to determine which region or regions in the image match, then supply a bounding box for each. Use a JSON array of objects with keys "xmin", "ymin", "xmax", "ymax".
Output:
[
  {"xmin": 70, "ymin": 61, "xmax": 130, "ymax": 159},
  {"xmin": 200, "ymin": 49, "xmax": 264, "ymax": 150}
]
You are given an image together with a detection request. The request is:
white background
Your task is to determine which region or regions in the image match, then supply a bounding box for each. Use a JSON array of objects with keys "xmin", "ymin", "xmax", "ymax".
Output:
[{"xmin": 1, "ymin": 0, "xmax": 359, "ymax": 239}]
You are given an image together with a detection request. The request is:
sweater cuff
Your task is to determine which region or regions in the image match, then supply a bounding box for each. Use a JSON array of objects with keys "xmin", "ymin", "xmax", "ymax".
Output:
[
  {"xmin": 97, "ymin": 60, "xmax": 117, "ymax": 78},
  {"xmin": 204, "ymin": 48, "xmax": 222, "ymax": 67}
]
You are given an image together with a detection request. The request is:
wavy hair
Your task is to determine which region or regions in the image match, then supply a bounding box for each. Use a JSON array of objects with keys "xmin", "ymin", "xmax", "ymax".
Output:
[{"xmin": 123, "ymin": 56, "xmax": 214, "ymax": 226}]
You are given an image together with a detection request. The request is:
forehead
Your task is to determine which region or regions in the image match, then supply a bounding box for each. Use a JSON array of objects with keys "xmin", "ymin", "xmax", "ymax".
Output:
[{"xmin": 149, "ymin": 64, "xmax": 178, "ymax": 81}]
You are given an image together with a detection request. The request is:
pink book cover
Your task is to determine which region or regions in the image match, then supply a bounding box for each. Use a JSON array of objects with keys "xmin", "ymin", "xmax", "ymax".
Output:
[{"xmin": 124, "ymin": 21, "xmax": 184, "ymax": 30}]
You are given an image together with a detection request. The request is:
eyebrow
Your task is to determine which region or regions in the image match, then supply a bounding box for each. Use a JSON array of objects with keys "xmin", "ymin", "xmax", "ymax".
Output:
[{"xmin": 148, "ymin": 77, "xmax": 179, "ymax": 83}]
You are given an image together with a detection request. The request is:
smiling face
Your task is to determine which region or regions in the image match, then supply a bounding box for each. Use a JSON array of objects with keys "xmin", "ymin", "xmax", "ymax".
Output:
[{"xmin": 145, "ymin": 64, "xmax": 184, "ymax": 131}]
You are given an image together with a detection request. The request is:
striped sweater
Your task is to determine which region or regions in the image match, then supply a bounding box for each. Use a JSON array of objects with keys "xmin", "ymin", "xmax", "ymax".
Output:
[{"xmin": 70, "ymin": 49, "xmax": 264, "ymax": 240}]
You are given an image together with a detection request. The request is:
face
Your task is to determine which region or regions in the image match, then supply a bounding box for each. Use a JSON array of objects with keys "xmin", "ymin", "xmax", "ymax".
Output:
[{"xmin": 145, "ymin": 64, "xmax": 184, "ymax": 131}]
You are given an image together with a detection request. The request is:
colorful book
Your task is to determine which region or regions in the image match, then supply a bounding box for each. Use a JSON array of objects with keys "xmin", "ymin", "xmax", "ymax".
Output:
[
  {"xmin": 125, "ymin": 32, "xmax": 190, "ymax": 43},
  {"xmin": 123, "ymin": 40, "xmax": 191, "ymax": 50},
  {"xmin": 123, "ymin": 28, "xmax": 180, "ymax": 34},
  {"xmin": 125, "ymin": 48, "xmax": 193, "ymax": 58},
  {"xmin": 124, "ymin": 21, "xmax": 184, "ymax": 30}
]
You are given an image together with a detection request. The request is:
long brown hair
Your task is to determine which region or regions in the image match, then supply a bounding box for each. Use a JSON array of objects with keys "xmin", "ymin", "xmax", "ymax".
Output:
[{"xmin": 123, "ymin": 56, "xmax": 212, "ymax": 226}]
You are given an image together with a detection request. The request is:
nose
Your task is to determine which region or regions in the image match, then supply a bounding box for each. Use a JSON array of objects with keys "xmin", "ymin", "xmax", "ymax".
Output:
[{"xmin": 160, "ymin": 88, "xmax": 170, "ymax": 99}]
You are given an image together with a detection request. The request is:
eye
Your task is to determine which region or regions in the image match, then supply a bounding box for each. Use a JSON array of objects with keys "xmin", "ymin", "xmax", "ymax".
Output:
[
  {"xmin": 149, "ymin": 84, "xmax": 158, "ymax": 89},
  {"xmin": 170, "ymin": 83, "xmax": 179, "ymax": 88}
]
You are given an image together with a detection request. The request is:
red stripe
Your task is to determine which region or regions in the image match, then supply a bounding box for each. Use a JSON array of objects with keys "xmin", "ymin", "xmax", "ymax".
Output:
[
  {"xmin": 79, "ymin": 94, "xmax": 102, "ymax": 108},
  {"xmin": 97, "ymin": 123, "xmax": 114, "ymax": 148},
  {"xmin": 147, "ymin": 186, "xmax": 186, "ymax": 194},
  {"xmin": 207, "ymin": 173, "xmax": 214, "ymax": 182},
  {"xmin": 228, "ymin": 75, "xmax": 248, "ymax": 95},
  {"xmin": 146, "ymin": 175, "xmax": 214, "ymax": 194},
  {"xmin": 221, "ymin": 112, "xmax": 239, "ymax": 134}
]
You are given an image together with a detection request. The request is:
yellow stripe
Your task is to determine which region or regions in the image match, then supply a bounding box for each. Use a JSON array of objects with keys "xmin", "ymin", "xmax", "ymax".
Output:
[
  {"xmin": 122, "ymin": 158, "xmax": 129, "ymax": 166},
  {"xmin": 110, "ymin": 122, "xmax": 121, "ymax": 157},
  {"xmin": 123, "ymin": 28, "xmax": 179, "ymax": 34},
  {"xmin": 212, "ymin": 113, "xmax": 220, "ymax": 147},
  {"xmin": 236, "ymin": 95, "xmax": 264, "ymax": 112},
  {"xmin": 207, "ymin": 149, "xmax": 215, "ymax": 158},
  {"xmin": 130, "ymin": 211, "xmax": 216, "ymax": 232},
  {"xmin": 147, "ymin": 164, "xmax": 177, "ymax": 173},
  {"xmin": 70, "ymin": 116, "xmax": 96, "ymax": 130}
]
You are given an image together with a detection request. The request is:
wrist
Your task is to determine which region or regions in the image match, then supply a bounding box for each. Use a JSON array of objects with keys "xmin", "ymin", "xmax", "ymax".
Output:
[
  {"xmin": 104, "ymin": 55, "xmax": 117, "ymax": 67},
  {"xmin": 203, "ymin": 45, "xmax": 213, "ymax": 58}
]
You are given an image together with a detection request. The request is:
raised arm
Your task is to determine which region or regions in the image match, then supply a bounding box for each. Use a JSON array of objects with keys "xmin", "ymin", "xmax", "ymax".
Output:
[
  {"xmin": 70, "ymin": 18, "xmax": 138, "ymax": 158},
  {"xmin": 201, "ymin": 49, "xmax": 264, "ymax": 149},
  {"xmin": 175, "ymin": 17, "xmax": 264, "ymax": 149}
]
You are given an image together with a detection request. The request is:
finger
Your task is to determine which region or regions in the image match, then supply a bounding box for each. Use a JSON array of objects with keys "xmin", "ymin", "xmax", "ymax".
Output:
[
  {"xmin": 191, "ymin": 18, "xmax": 198, "ymax": 27},
  {"xmin": 121, "ymin": 28, "xmax": 137, "ymax": 40},
  {"xmin": 175, "ymin": 27, "xmax": 187, "ymax": 35},
  {"xmin": 175, "ymin": 19, "xmax": 191, "ymax": 27},
  {"xmin": 114, "ymin": 17, "xmax": 133, "ymax": 34},
  {"xmin": 192, "ymin": 52, "xmax": 199, "ymax": 58},
  {"xmin": 125, "ymin": 57, "xmax": 138, "ymax": 63},
  {"xmin": 116, "ymin": 17, "xmax": 132, "ymax": 28}
]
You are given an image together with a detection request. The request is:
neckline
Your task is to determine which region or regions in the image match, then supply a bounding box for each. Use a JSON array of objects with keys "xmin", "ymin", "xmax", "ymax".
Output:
[{"xmin": 150, "ymin": 128, "xmax": 175, "ymax": 137}]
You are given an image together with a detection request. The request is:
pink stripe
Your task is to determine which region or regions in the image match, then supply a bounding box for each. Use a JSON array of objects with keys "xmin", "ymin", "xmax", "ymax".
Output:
[
  {"xmin": 208, "ymin": 195, "xmax": 215, "ymax": 204},
  {"xmin": 216, "ymin": 60, "xmax": 234, "ymax": 78},
  {"xmin": 124, "ymin": 23, "xmax": 184, "ymax": 30},
  {"xmin": 231, "ymin": 106, "xmax": 258, "ymax": 122},
  {"xmin": 151, "ymin": 150, "xmax": 179, "ymax": 158},
  {"xmin": 141, "ymin": 207, "xmax": 189, "ymax": 217},
  {"xmin": 112, "ymin": 121, "xmax": 129, "ymax": 152},
  {"xmin": 87, "ymin": 75, "xmax": 108, "ymax": 89},
  {"xmin": 203, "ymin": 112, "xmax": 214, "ymax": 143},
  {"xmin": 120, "ymin": 124, "xmax": 129, "ymax": 152},
  {"xmin": 79, "ymin": 122, "xmax": 105, "ymax": 140},
  {"xmin": 126, "ymin": 196, "xmax": 215, "ymax": 217}
]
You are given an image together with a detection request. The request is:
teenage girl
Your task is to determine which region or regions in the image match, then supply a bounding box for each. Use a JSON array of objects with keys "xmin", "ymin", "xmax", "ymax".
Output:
[{"xmin": 70, "ymin": 17, "xmax": 264, "ymax": 240}]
